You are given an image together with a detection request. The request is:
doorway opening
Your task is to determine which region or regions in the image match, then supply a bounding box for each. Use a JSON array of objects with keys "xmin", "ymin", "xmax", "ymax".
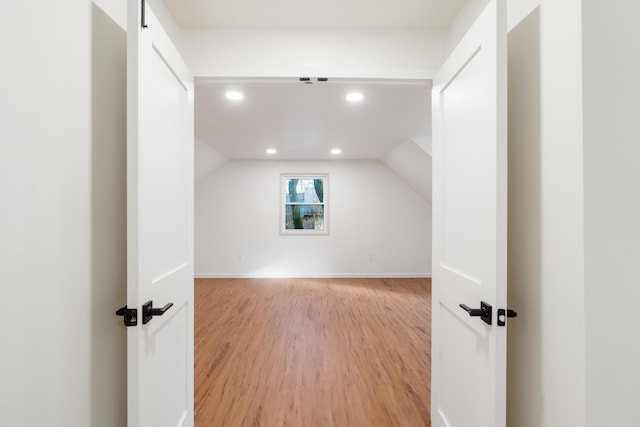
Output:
[{"xmin": 192, "ymin": 77, "xmax": 434, "ymax": 425}]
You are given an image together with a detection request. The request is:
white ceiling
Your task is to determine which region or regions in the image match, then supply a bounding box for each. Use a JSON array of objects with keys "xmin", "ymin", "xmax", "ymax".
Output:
[
  {"xmin": 163, "ymin": 0, "xmax": 456, "ymax": 161},
  {"xmin": 162, "ymin": 0, "xmax": 465, "ymax": 30},
  {"xmin": 195, "ymin": 78, "xmax": 431, "ymax": 160}
]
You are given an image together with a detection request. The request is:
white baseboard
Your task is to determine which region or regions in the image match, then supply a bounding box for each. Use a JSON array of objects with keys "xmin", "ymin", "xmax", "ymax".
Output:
[{"xmin": 195, "ymin": 273, "xmax": 432, "ymax": 279}]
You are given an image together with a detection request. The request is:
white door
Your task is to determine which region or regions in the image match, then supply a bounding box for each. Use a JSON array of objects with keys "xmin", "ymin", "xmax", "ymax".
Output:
[
  {"xmin": 431, "ymin": 1, "xmax": 507, "ymax": 426},
  {"xmin": 126, "ymin": 1, "xmax": 194, "ymax": 426}
]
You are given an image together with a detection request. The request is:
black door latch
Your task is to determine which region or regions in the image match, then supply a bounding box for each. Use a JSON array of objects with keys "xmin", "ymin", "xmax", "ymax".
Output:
[
  {"xmin": 497, "ymin": 308, "xmax": 518, "ymax": 326},
  {"xmin": 116, "ymin": 306, "xmax": 137, "ymax": 327}
]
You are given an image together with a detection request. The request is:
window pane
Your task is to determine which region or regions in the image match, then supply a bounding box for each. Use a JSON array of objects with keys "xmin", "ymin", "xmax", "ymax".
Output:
[
  {"xmin": 285, "ymin": 205, "xmax": 325, "ymax": 230},
  {"xmin": 285, "ymin": 178, "xmax": 323, "ymax": 203}
]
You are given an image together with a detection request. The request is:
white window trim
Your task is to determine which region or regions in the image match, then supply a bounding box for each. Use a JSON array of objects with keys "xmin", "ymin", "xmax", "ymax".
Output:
[{"xmin": 280, "ymin": 173, "xmax": 329, "ymax": 236}]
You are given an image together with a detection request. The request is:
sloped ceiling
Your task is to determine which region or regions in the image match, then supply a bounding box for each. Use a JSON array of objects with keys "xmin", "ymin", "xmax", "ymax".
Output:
[{"xmin": 383, "ymin": 138, "xmax": 432, "ymax": 203}]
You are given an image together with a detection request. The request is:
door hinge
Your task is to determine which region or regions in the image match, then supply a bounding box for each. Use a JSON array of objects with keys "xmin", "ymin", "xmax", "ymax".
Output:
[
  {"xmin": 497, "ymin": 308, "xmax": 518, "ymax": 326},
  {"xmin": 116, "ymin": 305, "xmax": 138, "ymax": 327}
]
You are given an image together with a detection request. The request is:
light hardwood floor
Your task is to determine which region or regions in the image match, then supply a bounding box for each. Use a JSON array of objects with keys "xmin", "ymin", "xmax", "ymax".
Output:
[{"xmin": 194, "ymin": 277, "xmax": 431, "ymax": 427}]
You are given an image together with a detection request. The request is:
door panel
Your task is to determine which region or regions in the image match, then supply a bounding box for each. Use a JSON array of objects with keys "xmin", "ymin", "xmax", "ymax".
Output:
[
  {"xmin": 439, "ymin": 303, "xmax": 491, "ymax": 426},
  {"xmin": 431, "ymin": 1, "xmax": 507, "ymax": 426},
  {"xmin": 147, "ymin": 48, "xmax": 190, "ymax": 281},
  {"xmin": 142, "ymin": 304, "xmax": 189, "ymax": 426},
  {"xmin": 127, "ymin": 1, "xmax": 194, "ymax": 426}
]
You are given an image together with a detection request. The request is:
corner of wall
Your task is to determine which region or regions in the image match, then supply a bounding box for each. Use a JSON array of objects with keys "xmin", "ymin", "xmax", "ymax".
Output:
[
  {"xmin": 445, "ymin": 0, "xmax": 491, "ymax": 57},
  {"xmin": 195, "ymin": 139, "xmax": 227, "ymax": 184},
  {"xmin": 381, "ymin": 139, "xmax": 432, "ymax": 204}
]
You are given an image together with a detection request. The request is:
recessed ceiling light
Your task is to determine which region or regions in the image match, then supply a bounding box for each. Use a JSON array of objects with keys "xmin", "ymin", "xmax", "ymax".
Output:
[
  {"xmin": 331, "ymin": 148, "xmax": 342, "ymax": 155},
  {"xmin": 266, "ymin": 148, "xmax": 277, "ymax": 155},
  {"xmin": 225, "ymin": 91, "xmax": 244, "ymax": 101},
  {"xmin": 346, "ymin": 92, "xmax": 364, "ymax": 102}
]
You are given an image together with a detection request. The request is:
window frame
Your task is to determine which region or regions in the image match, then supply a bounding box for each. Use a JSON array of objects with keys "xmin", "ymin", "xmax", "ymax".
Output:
[{"xmin": 280, "ymin": 173, "xmax": 329, "ymax": 236}]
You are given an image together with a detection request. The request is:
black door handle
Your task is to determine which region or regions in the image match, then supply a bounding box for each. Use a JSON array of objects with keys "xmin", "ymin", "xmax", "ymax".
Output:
[
  {"xmin": 459, "ymin": 301, "xmax": 492, "ymax": 325},
  {"xmin": 459, "ymin": 304, "xmax": 485, "ymax": 316},
  {"xmin": 142, "ymin": 300, "xmax": 174, "ymax": 325}
]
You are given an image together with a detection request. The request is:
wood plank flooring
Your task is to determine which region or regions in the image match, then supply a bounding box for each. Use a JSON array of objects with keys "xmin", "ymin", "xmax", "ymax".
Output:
[{"xmin": 194, "ymin": 278, "xmax": 431, "ymax": 427}]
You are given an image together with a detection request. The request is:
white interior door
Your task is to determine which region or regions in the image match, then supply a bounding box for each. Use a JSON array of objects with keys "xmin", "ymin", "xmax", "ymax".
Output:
[
  {"xmin": 127, "ymin": 1, "xmax": 194, "ymax": 426},
  {"xmin": 431, "ymin": 1, "xmax": 507, "ymax": 426}
]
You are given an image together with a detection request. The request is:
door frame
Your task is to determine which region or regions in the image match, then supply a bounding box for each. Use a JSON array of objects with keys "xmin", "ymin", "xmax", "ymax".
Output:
[{"xmin": 173, "ymin": 3, "xmax": 497, "ymax": 426}]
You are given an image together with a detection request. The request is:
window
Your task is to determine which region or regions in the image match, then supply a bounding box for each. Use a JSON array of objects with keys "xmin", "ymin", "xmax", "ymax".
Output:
[{"xmin": 281, "ymin": 174, "xmax": 328, "ymax": 235}]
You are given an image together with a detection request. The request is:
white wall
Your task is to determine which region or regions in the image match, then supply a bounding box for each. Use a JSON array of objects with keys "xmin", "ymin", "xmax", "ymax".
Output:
[
  {"xmin": 507, "ymin": 1, "xmax": 586, "ymax": 426},
  {"xmin": 181, "ymin": 28, "xmax": 446, "ymax": 79},
  {"xmin": 506, "ymin": 8, "xmax": 544, "ymax": 426},
  {"xmin": 508, "ymin": 3, "xmax": 640, "ymax": 425},
  {"xmin": 194, "ymin": 138, "xmax": 227, "ymax": 184},
  {"xmin": 0, "ymin": 1, "xmax": 126, "ymax": 425},
  {"xmin": 582, "ymin": 1, "xmax": 640, "ymax": 425},
  {"xmin": 8, "ymin": 1, "xmax": 637, "ymax": 425},
  {"xmin": 195, "ymin": 160, "xmax": 431, "ymax": 277}
]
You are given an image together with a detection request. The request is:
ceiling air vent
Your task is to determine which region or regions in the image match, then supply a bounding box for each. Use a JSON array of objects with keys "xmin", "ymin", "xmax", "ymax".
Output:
[{"xmin": 299, "ymin": 77, "xmax": 328, "ymax": 84}]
